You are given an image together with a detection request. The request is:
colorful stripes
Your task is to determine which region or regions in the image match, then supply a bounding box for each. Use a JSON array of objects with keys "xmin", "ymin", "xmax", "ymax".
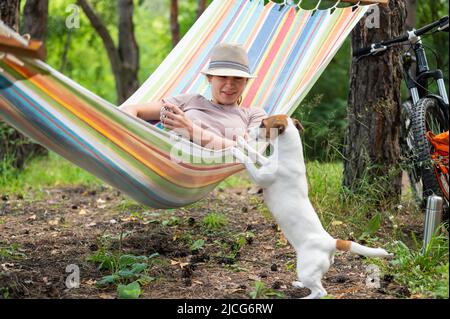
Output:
[{"xmin": 0, "ymin": 0, "xmax": 371, "ymax": 208}]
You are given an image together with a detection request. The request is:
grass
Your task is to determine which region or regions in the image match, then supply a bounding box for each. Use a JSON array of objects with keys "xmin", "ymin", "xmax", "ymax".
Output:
[
  {"xmin": 202, "ymin": 213, "xmax": 228, "ymax": 230},
  {"xmin": 0, "ymin": 152, "xmax": 101, "ymax": 195},
  {"xmin": 1, "ymin": 153, "xmax": 448, "ymax": 298}
]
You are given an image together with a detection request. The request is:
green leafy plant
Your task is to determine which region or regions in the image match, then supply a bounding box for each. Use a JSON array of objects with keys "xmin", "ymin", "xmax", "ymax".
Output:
[
  {"xmin": 249, "ymin": 281, "xmax": 284, "ymax": 299},
  {"xmin": 0, "ymin": 243, "xmax": 26, "ymax": 261},
  {"xmin": 382, "ymin": 230, "xmax": 449, "ymax": 298},
  {"xmin": 359, "ymin": 213, "xmax": 382, "ymax": 241},
  {"xmin": 88, "ymin": 252, "xmax": 158, "ymax": 299},
  {"xmin": 190, "ymin": 239, "xmax": 205, "ymax": 252},
  {"xmin": 202, "ymin": 213, "xmax": 228, "ymax": 230},
  {"xmin": 162, "ymin": 216, "xmax": 180, "ymax": 227}
]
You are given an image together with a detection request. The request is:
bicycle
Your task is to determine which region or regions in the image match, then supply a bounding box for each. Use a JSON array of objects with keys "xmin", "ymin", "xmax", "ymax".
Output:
[{"xmin": 353, "ymin": 16, "xmax": 449, "ymax": 219}]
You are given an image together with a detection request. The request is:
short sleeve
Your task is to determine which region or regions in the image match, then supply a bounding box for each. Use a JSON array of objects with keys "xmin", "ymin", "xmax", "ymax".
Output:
[
  {"xmin": 164, "ymin": 94, "xmax": 197, "ymax": 111},
  {"xmin": 247, "ymin": 108, "xmax": 267, "ymax": 129}
]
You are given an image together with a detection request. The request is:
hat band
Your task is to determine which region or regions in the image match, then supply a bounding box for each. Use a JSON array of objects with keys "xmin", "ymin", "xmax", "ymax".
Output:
[{"xmin": 208, "ymin": 60, "xmax": 250, "ymax": 73}]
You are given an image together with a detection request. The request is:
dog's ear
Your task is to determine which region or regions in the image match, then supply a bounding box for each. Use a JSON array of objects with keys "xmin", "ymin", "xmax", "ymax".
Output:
[
  {"xmin": 292, "ymin": 118, "xmax": 304, "ymax": 133},
  {"xmin": 273, "ymin": 120, "xmax": 287, "ymax": 135}
]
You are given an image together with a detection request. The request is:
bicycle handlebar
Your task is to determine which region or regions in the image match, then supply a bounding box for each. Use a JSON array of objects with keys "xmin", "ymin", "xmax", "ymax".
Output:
[{"xmin": 353, "ymin": 16, "xmax": 449, "ymax": 58}]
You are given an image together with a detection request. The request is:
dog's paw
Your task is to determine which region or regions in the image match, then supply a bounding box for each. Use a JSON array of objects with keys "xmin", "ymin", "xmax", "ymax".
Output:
[
  {"xmin": 292, "ymin": 281, "xmax": 305, "ymax": 289},
  {"xmin": 231, "ymin": 147, "xmax": 245, "ymax": 163},
  {"xmin": 236, "ymin": 136, "xmax": 247, "ymax": 148}
]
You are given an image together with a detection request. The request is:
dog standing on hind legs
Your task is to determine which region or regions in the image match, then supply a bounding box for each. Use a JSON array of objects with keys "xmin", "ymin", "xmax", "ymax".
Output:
[{"xmin": 231, "ymin": 114, "xmax": 392, "ymax": 299}]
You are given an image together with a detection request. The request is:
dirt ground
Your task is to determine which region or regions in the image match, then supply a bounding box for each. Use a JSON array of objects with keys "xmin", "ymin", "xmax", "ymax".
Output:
[{"xmin": 0, "ymin": 180, "xmax": 419, "ymax": 299}]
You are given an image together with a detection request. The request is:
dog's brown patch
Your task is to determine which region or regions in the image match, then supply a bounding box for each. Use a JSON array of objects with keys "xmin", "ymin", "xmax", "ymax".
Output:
[
  {"xmin": 292, "ymin": 119, "xmax": 304, "ymax": 133},
  {"xmin": 261, "ymin": 115, "xmax": 288, "ymax": 138},
  {"xmin": 336, "ymin": 239, "xmax": 352, "ymax": 252}
]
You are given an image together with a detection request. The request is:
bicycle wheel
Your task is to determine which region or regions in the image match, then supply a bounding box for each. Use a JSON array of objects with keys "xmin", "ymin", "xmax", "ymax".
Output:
[
  {"xmin": 400, "ymin": 100, "xmax": 423, "ymax": 202},
  {"xmin": 411, "ymin": 97, "xmax": 449, "ymax": 218}
]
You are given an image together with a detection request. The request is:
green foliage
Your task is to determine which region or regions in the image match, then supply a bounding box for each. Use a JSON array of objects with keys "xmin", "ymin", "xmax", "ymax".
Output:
[
  {"xmin": 162, "ymin": 216, "xmax": 180, "ymax": 227},
  {"xmin": 117, "ymin": 281, "xmax": 142, "ymax": 299},
  {"xmin": 359, "ymin": 213, "xmax": 382, "ymax": 241},
  {"xmin": 88, "ymin": 250, "xmax": 159, "ymax": 299},
  {"xmin": 384, "ymin": 231, "xmax": 449, "ymax": 298},
  {"xmin": 0, "ymin": 151, "xmax": 101, "ymax": 194},
  {"xmin": 202, "ymin": 213, "xmax": 228, "ymax": 230},
  {"xmin": 190, "ymin": 239, "xmax": 205, "ymax": 252},
  {"xmin": 249, "ymin": 281, "xmax": 284, "ymax": 299},
  {"xmin": 0, "ymin": 243, "xmax": 26, "ymax": 261}
]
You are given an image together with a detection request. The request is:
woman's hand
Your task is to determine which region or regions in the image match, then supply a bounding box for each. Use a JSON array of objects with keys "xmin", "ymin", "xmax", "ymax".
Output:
[{"xmin": 160, "ymin": 101, "xmax": 193, "ymax": 138}]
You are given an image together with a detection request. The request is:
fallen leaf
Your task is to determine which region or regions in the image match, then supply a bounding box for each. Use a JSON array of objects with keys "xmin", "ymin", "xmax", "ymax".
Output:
[
  {"xmin": 48, "ymin": 219, "xmax": 59, "ymax": 226},
  {"xmin": 83, "ymin": 279, "xmax": 97, "ymax": 286},
  {"xmin": 78, "ymin": 209, "xmax": 87, "ymax": 215},
  {"xmin": 332, "ymin": 220, "xmax": 344, "ymax": 226},
  {"xmin": 263, "ymin": 245, "xmax": 274, "ymax": 250},
  {"xmin": 28, "ymin": 215, "xmax": 37, "ymax": 220}
]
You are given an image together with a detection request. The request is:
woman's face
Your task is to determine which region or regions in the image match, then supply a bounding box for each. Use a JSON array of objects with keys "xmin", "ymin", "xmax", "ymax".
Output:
[{"xmin": 208, "ymin": 75, "xmax": 248, "ymax": 106}]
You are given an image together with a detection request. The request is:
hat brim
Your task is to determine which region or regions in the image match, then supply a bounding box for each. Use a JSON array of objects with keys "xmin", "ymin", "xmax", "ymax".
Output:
[{"xmin": 201, "ymin": 68, "xmax": 256, "ymax": 79}]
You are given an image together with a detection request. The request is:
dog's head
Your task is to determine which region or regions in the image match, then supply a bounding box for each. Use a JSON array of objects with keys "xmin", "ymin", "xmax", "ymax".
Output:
[{"xmin": 249, "ymin": 115, "xmax": 304, "ymax": 141}]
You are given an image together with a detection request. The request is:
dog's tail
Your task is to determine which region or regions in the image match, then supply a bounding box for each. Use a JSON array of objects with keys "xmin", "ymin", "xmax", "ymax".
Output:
[{"xmin": 335, "ymin": 239, "xmax": 392, "ymax": 258}]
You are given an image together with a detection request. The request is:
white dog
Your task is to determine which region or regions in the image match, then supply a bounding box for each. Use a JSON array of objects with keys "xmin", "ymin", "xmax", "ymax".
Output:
[{"xmin": 231, "ymin": 115, "xmax": 392, "ymax": 299}]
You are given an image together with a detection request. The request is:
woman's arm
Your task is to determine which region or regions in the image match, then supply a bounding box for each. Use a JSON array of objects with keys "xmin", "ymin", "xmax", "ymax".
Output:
[
  {"xmin": 119, "ymin": 100, "xmax": 164, "ymax": 121},
  {"xmin": 161, "ymin": 102, "xmax": 236, "ymax": 150}
]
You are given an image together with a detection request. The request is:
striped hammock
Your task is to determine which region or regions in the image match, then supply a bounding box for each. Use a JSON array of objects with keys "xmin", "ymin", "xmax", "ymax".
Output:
[{"xmin": 0, "ymin": 0, "xmax": 372, "ymax": 208}]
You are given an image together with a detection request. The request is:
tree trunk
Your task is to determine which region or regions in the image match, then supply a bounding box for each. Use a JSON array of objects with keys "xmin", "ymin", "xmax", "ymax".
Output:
[
  {"xmin": 118, "ymin": 0, "xmax": 140, "ymax": 102},
  {"xmin": 60, "ymin": 30, "xmax": 72, "ymax": 72},
  {"xmin": 344, "ymin": 0, "xmax": 407, "ymax": 204},
  {"xmin": 170, "ymin": 0, "xmax": 180, "ymax": 47},
  {"xmin": 23, "ymin": 0, "xmax": 48, "ymax": 42},
  {"xmin": 77, "ymin": 0, "xmax": 140, "ymax": 104},
  {"xmin": 0, "ymin": 0, "xmax": 21, "ymax": 30},
  {"xmin": 0, "ymin": 0, "xmax": 48, "ymax": 171},
  {"xmin": 405, "ymin": 0, "xmax": 416, "ymax": 29},
  {"xmin": 196, "ymin": 0, "xmax": 207, "ymax": 19}
]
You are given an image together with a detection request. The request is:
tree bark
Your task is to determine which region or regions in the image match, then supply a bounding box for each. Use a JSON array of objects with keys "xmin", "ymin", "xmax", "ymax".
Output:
[
  {"xmin": 405, "ymin": 0, "xmax": 416, "ymax": 29},
  {"xmin": 0, "ymin": 0, "xmax": 48, "ymax": 170},
  {"xmin": 344, "ymin": 0, "xmax": 407, "ymax": 203},
  {"xmin": 196, "ymin": 0, "xmax": 207, "ymax": 19},
  {"xmin": 77, "ymin": 0, "xmax": 139, "ymax": 104},
  {"xmin": 118, "ymin": 0, "xmax": 140, "ymax": 101},
  {"xmin": 0, "ymin": 0, "xmax": 21, "ymax": 30},
  {"xmin": 60, "ymin": 30, "xmax": 72, "ymax": 72},
  {"xmin": 170, "ymin": 0, "xmax": 180, "ymax": 47},
  {"xmin": 23, "ymin": 0, "xmax": 48, "ymax": 42}
]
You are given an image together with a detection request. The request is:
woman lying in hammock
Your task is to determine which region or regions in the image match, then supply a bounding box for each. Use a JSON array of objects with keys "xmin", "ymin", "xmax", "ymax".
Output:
[{"xmin": 121, "ymin": 43, "xmax": 266, "ymax": 150}]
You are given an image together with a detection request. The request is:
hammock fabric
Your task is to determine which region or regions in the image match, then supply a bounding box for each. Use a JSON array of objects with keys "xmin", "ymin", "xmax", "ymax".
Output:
[{"xmin": 0, "ymin": 0, "xmax": 371, "ymax": 208}]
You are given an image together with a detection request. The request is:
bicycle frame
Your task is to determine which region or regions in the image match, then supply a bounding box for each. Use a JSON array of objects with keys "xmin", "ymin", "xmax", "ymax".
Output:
[{"xmin": 401, "ymin": 31, "xmax": 449, "ymax": 110}]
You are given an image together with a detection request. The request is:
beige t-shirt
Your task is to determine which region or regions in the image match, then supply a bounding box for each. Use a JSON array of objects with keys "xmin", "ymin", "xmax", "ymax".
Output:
[{"xmin": 165, "ymin": 94, "xmax": 267, "ymax": 141}]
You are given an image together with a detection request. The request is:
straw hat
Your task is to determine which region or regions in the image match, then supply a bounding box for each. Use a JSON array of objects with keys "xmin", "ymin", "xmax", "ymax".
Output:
[{"xmin": 201, "ymin": 43, "xmax": 256, "ymax": 79}]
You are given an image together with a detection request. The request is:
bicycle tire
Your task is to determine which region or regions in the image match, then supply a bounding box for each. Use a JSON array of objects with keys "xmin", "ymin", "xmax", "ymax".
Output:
[
  {"xmin": 400, "ymin": 100, "xmax": 422, "ymax": 203},
  {"xmin": 411, "ymin": 97, "xmax": 449, "ymax": 218}
]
